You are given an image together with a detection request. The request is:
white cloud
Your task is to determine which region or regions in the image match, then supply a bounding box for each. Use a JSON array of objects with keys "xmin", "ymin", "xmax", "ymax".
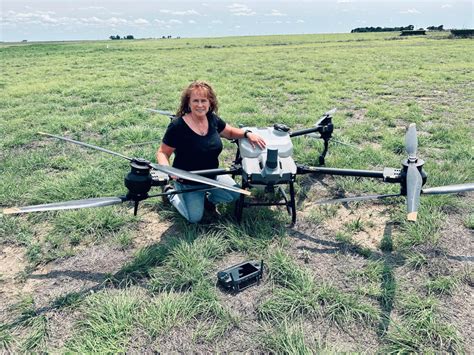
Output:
[
  {"xmin": 188, "ymin": 20, "xmax": 196, "ymax": 24},
  {"xmin": 211, "ymin": 20, "xmax": 223, "ymax": 24},
  {"xmin": 134, "ymin": 18, "xmax": 149, "ymax": 25},
  {"xmin": 400, "ymin": 8, "xmax": 420, "ymax": 14},
  {"xmin": 78, "ymin": 6, "xmax": 106, "ymax": 10},
  {"xmin": 160, "ymin": 9, "xmax": 199, "ymax": 16},
  {"xmin": 154, "ymin": 18, "xmax": 183, "ymax": 28},
  {"xmin": 296, "ymin": 19, "xmax": 305, "ymax": 23},
  {"xmin": 265, "ymin": 9, "xmax": 286, "ymax": 17},
  {"xmin": 228, "ymin": 3, "xmax": 256, "ymax": 16},
  {"xmin": 1, "ymin": 10, "xmax": 154, "ymax": 29},
  {"xmin": 441, "ymin": 4, "xmax": 452, "ymax": 8}
]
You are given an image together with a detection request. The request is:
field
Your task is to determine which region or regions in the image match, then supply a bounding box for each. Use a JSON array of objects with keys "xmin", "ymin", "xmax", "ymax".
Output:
[{"xmin": 1, "ymin": 31, "xmax": 473, "ymax": 352}]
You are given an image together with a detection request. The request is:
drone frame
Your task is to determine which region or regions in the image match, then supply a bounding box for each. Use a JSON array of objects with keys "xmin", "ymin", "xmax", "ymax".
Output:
[{"xmin": 2, "ymin": 110, "xmax": 473, "ymax": 225}]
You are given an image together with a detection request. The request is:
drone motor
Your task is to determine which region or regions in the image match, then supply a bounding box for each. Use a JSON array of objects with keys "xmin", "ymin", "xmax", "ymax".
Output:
[{"xmin": 124, "ymin": 158, "xmax": 153, "ymax": 215}]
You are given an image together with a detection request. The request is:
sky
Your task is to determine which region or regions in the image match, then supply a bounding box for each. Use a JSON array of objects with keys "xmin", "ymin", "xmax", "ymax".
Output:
[{"xmin": 1, "ymin": 0, "xmax": 473, "ymax": 42}]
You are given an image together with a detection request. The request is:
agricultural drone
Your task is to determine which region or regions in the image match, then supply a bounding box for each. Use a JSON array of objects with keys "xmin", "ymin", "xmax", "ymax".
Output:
[{"xmin": 3, "ymin": 109, "xmax": 473, "ymax": 225}]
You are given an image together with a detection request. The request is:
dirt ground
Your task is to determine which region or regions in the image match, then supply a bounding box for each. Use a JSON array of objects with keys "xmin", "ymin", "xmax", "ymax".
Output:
[{"xmin": 1, "ymin": 199, "xmax": 472, "ymax": 352}]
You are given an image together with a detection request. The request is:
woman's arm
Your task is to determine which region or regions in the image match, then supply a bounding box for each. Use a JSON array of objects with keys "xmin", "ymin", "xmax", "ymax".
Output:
[
  {"xmin": 156, "ymin": 143, "xmax": 175, "ymax": 166},
  {"xmin": 220, "ymin": 124, "xmax": 266, "ymax": 149}
]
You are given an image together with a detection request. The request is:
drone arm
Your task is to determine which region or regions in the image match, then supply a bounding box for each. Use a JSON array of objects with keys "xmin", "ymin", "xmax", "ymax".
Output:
[
  {"xmin": 289, "ymin": 126, "xmax": 323, "ymax": 138},
  {"xmin": 297, "ymin": 165, "xmax": 386, "ymax": 179}
]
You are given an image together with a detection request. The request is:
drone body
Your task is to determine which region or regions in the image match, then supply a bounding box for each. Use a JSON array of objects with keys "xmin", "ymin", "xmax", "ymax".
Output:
[
  {"xmin": 2, "ymin": 109, "xmax": 473, "ymax": 226},
  {"xmin": 239, "ymin": 125, "xmax": 296, "ymax": 185}
]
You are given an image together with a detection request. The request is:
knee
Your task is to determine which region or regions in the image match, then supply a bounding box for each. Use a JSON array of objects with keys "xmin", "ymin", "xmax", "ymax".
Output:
[
  {"xmin": 229, "ymin": 191, "xmax": 240, "ymax": 202},
  {"xmin": 186, "ymin": 209, "xmax": 204, "ymax": 223}
]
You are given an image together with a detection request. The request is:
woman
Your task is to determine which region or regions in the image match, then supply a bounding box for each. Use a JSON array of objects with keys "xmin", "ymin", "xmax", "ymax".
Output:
[{"xmin": 156, "ymin": 81, "xmax": 266, "ymax": 223}]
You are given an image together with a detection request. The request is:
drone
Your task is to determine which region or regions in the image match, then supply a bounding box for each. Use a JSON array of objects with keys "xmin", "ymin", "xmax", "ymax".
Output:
[{"xmin": 3, "ymin": 109, "xmax": 473, "ymax": 226}]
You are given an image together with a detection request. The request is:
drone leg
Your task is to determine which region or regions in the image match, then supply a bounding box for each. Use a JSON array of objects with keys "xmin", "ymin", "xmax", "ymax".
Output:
[
  {"xmin": 133, "ymin": 201, "xmax": 139, "ymax": 216},
  {"xmin": 277, "ymin": 186, "xmax": 291, "ymax": 214},
  {"xmin": 235, "ymin": 194, "xmax": 245, "ymax": 223},
  {"xmin": 318, "ymin": 138, "xmax": 330, "ymax": 166},
  {"xmin": 289, "ymin": 181, "xmax": 297, "ymax": 225}
]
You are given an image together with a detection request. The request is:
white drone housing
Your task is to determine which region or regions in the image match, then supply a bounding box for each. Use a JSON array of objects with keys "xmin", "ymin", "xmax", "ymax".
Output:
[{"xmin": 238, "ymin": 126, "xmax": 297, "ymax": 184}]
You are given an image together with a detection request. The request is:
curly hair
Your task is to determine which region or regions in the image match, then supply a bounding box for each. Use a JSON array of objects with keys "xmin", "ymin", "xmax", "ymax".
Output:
[{"xmin": 176, "ymin": 81, "xmax": 219, "ymax": 118}]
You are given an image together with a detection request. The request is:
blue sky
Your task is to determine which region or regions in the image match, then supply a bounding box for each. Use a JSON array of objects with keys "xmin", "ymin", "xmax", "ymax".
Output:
[{"xmin": 1, "ymin": 0, "xmax": 472, "ymax": 42}]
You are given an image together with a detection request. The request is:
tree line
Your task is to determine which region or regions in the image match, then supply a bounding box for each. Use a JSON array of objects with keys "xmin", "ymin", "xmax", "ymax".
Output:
[
  {"xmin": 351, "ymin": 25, "xmax": 444, "ymax": 33},
  {"xmin": 109, "ymin": 35, "xmax": 134, "ymax": 40}
]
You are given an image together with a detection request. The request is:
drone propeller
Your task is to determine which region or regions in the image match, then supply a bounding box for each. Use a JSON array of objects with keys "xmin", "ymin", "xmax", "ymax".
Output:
[
  {"xmin": 404, "ymin": 124, "xmax": 423, "ymax": 221},
  {"xmin": 315, "ymin": 182, "xmax": 474, "ymax": 207},
  {"xmin": 2, "ymin": 196, "xmax": 128, "ymax": 215},
  {"xmin": 146, "ymin": 109, "xmax": 176, "ymax": 119},
  {"xmin": 2, "ymin": 185, "xmax": 222, "ymax": 215},
  {"xmin": 315, "ymin": 124, "xmax": 473, "ymax": 219},
  {"xmin": 316, "ymin": 193, "xmax": 401, "ymax": 205},
  {"xmin": 38, "ymin": 132, "xmax": 249, "ymax": 196}
]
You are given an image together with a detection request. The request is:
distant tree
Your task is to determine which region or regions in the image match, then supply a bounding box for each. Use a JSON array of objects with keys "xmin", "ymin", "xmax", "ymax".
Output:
[
  {"xmin": 351, "ymin": 25, "xmax": 416, "ymax": 33},
  {"xmin": 125, "ymin": 35, "xmax": 134, "ymax": 40}
]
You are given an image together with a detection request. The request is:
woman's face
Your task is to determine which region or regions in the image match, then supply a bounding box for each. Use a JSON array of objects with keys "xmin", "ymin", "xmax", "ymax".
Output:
[{"xmin": 189, "ymin": 89, "xmax": 210, "ymax": 118}]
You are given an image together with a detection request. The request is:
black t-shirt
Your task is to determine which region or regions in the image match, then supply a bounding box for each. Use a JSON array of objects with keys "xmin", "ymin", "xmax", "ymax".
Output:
[{"xmin": 162, "ymin": 112, "xmax": 227, "ymax": 175}]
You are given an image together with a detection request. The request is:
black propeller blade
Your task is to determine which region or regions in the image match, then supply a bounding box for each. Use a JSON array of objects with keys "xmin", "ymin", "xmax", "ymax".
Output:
[
  {"xmin": 3, "ymin": 196, "xmax": 128, "ymax": 215},
  {"xmin": 39, "ymin": 132, "xmax": 250, "ymax": 196}
]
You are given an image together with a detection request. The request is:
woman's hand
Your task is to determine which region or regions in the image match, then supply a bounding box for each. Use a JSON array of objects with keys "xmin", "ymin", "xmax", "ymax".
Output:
[{"xmin": 247, "ymin": 132, "xmax": 266, "ymax": 149}]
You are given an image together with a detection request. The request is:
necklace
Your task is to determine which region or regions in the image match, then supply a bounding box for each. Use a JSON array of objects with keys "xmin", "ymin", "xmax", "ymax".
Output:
[{"xmin": 189, "ymin": 115, "xmax": 207, "ymax": 136}]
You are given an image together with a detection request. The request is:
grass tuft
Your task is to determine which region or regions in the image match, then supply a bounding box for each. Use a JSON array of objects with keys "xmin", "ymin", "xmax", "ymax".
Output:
[
  {"xmin": 384, "ymin": 294, "xmax": 462, "ymax": 353},
  {"xmin": 426, "ymin": 275, "xmax": 459, "ymax": 295},
  {"xmin": 260, "ymin": 322, "xmax": 317, "ymax": 353},
  {"xmin": 148, "ymin": 233, "xmax": 228, "ymax": 291},
  {"xmin": 65, "ymin": 289, "xmax": 141, "ymax": 353}
]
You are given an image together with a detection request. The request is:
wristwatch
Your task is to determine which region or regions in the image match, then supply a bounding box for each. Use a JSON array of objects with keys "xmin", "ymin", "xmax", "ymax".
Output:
[{"xmin": 244, "ymin": 130, "xmax": 252, "ymax": 138}]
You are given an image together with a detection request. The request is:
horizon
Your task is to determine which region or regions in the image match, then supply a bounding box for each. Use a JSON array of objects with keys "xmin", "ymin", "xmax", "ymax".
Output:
[{"xmin": 1, "ymin": 0, "xmax": 473, "ymax": 43}]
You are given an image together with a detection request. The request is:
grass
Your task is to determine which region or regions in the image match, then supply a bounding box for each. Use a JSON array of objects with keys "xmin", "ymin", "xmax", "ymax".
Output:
[
  {"xmin": 1, "ymin": 31, "xmax": 473, "ymax": 352},
  {"xmin": 384, "ymin": 294, "xmax": 462, "ymax": 353},
  {"xmin": 65, "ymin": 289, "xmax": 140, "ymax": 353},
  {"xmin": 260, "ymin": 249, "xmax": 379, "ymax": 325},
  {"xmin": 260, "ymin": 322, "xmax": 330, "ymax": 353}
]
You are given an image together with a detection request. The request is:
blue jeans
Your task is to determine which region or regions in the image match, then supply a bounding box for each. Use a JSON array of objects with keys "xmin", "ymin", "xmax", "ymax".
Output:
[{"xmin": 168, "ymin": 175, "xmax": 240, "ymax": 223}]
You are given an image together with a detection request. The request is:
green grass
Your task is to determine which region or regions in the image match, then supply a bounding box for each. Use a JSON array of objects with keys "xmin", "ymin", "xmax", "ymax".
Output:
[
  {"xmin": 384, "ymin": 294, "xmax": 462, "ymax": 353},
  {"xmin": 1, "ymin": 32, "xmax": 473, "ymax": 352},
  {"xmin": 260, "ymin": 249, "xmax": 379, "ymax": 325},
  {"xmin": 260, "ymin": 322, "xmax": 327, "ymax": 353},
  {"xmin": 65, "ymin": 289, "xmax": 140, "ymax": 353}
]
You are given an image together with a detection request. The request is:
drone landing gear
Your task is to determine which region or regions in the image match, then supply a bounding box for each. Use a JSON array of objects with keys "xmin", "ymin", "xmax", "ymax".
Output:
[{"xmin": 234, "ymin": 180, "xmax": 297, "ymax": 226}]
